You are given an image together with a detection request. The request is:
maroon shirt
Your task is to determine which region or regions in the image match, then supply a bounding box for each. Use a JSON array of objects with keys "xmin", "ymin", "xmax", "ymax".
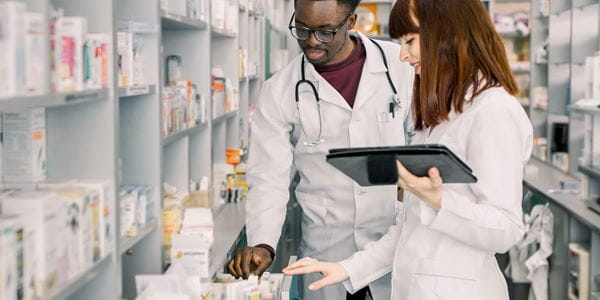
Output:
[{"xmin": 315, "ymin": 36, "xmax": 367, "ymax": 108}]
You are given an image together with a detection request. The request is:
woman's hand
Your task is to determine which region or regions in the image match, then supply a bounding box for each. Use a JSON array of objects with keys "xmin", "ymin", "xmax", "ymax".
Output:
[
  {"xmin": 282, "ymin": 257, "xmax": 349, "ymax": 291},
  {"xmin": 396, "ymin": 161, "xmax": 443, "ymax": 210}
]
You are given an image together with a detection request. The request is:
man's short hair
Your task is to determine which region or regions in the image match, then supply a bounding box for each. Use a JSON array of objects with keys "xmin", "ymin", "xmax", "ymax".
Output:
[{"xmin": 294, "ymin": 0, "xmax": 361, "ymax": 14}]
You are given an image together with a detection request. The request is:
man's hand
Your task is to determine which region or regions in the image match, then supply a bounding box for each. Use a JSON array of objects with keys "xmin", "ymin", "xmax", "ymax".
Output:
[{"xmin": 227, "ymin": 246, "xmax": 273, "ymax": 279}]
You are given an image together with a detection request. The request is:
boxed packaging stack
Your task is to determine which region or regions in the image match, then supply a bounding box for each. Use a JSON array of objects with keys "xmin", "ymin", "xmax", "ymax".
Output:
[
  {"xmin": 170, "ymin": 208, "xmax": 214, "ymax": 282},
  {"xmin": 188, "ymin": 0, "xmax": 207, "ymax": 20},
  {"xmin": 36, "ymin": 186, "xmax": 101, "ymax": 277},
  {"xmin": 51, "ymin": 12, "xmax": 109, "ymax": 92},
  {"xmin": 70, "ymin": 180, "xmax": 115, "ymax": 258},
  {"xmin": 0, "ymin": 1, "xmax": 49, "ymax": 98},
  {"xmin": 0, "ymin": 180, "xmax": 114, "ymax": 299},
  {"xmin": 0, "ymin": 216, "xmax": 24, "ymax": 300},
  {"xmin": 24, "ymin": 12, "xmax": 48, "ymax": 95},
  {"xmin": 117, "ymin": 31, "xmax": 145, "ymax": 87},
  {"xmin": 224, "ymin": 0, "xmax": 238, "ymax": 34},
  {"xmin": 120, "ymin": 185, "xmax": 155, "ymax": 239},
  {"xmin": 211, "ymin": 0, "xmax": 226, "ymax": 30},
  {"xmin": 1, "ymin": 192, "xmax": 65, "ymax": 298},
  {"xmin": 162, "ymin": 183, "xmax": 187, "ymax": 260},
  {"xmin": 162, "ymin": 82, "xmax": 207, "ymax": 138},
  {"xmin": 54, "ymin": 17, "xmax": 87, "ymax": 92},
  {"xmin": 85, "ymin": 34, "xmax": 110, "ymax": 89},
  {"xmin": 212, "ymin": 273, "xmax": 284, "ymax": 300},
  {"xmin": 211, "ymin": 68, "xmax": 239, "ymax": 119},
  {"xmin": 2, "ymin": 108, "xmax": 47, "ymax": 184}
]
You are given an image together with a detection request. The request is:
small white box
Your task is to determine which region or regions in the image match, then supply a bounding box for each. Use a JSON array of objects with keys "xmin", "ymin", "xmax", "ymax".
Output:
[
  {"xmin": 170, "ymin": 235, "xmax": 211, "ymax": 279},
  {"xmin": 117, "ymin": 32, "xmax": 134, "ymax": 87},
  {"xmin": 211, "ymin": 0, "xmax": 226, "ymax": 29},
  {"xmin": 1, "ymin": 192, "xmax": 64, "ymax": 298},
  {"xmin": 55, "ymin": 17, "xmax": 87, "ymax": 92},
  {"xmin": 2, "ymin": 108, "xmax": 47, "ymax": 183},
  {"xmin": 0, "ymin": 1, "xmax": 26, "ymax": 97},
  {"xmin": 168, "ymin": 0, "xmax": 187, "ymax": 16},
  {"xmin": 24, "ymin": 12, "xmax": 48, "ymax": 95},
  {"xmin": 38, "ymin": 187, "xmax": 95, "ymax": 276},
  {"xmin": 71, "ymin": 180, "xmax": 115, "ymax": 258},
  {"xmin": 0, "ymin": 216, "xmax": 21, "ymax": 300}
]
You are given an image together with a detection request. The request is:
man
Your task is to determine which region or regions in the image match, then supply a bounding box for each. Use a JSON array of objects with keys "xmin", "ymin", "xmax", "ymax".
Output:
[{"xmin": 227, "ymin": 0, "xmax": 414, "ymax": 298}]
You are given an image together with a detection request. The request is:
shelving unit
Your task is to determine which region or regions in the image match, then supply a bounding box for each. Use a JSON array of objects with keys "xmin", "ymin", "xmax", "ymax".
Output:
[
  {"xmin": 0, "ymin": 0, "xmax": 293, "ymax": 299},
  {"xmin": 520, "ymin": 2, "xmax": 600, "ymax": 299},
  {"xmin": 0, "ymin": 89, "xmax": 109, "ymax": 111}
]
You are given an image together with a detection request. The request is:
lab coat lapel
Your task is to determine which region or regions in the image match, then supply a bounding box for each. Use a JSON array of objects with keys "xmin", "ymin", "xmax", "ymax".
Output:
[
  {"xmin": 303, "ymin": 63, "xmax": 352, "ymax": 111},
  {"xmin": 353, "ymin": 33, "xmax": 389, "ymax": 111}
]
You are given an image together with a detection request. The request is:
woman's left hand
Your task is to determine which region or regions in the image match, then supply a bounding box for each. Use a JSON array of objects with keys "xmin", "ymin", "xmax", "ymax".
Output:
[{"xmin": 396, "ymin": 161, "xmax": 443, "ymax": 211}]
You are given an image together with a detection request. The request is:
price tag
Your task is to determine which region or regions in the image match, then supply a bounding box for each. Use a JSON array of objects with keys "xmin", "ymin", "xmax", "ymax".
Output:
[{"xmin": 127, "ymin": 85, "xmax": 150, "ymax": 96}]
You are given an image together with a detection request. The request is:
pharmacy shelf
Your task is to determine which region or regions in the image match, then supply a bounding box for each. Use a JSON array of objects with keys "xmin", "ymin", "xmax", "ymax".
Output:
[
  {"xmin": 0, "ymin": 89, "xmax": 108, "ymax": 111},
  {"xmin": 213, "ymin": 110, "xmax": 238, "ymax": 124},
  {"xmin": 43, "ymin": 254, "xmax": 112, "ymax": 300},
  {"xmin": 121, "ymin": 220, "xmax": 159, "ymax": 255},
  {"xmin": 499, "ymin": 31, "xmax": 530, "ymax": 39},
  {"xmin": 525, "ymin": 157, "xmax": 600, "ymax": 232},
  {"xmin": 211, "ymin": 26, "xmax": 237, "ymax": 38},
  {"xmin": 511, "ymin": 62, "xmax": 531, "ymax": 74},
  {"xmin": 162, "ymin": 122, "xmax": 209, "ymax": 146},
  {"xmin": 160, "ymin": 10, "xmax": 208, "ymax": 30},
  {"xmin": 569, "ymin": 104, "xmax": 600, "ymax": 115},
  {"xmin": 210, "ymin": 201, "xmax": 246, "ymax": 278},
  {"xmin": 118, "ymin": 84, "xmax": 157, "ymax": 98},
  {"xmin": 580, "ymin": 165, "xmax": 600, "ymax": 181}
]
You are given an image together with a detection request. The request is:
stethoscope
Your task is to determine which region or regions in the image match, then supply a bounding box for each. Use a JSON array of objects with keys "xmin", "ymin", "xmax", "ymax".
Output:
[{"xmin": 295, "ymin": 38, "xmax": 401, "ymax": 147}]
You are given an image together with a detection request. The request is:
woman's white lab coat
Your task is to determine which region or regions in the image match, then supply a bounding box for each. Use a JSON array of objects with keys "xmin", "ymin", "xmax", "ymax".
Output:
[
  {"xmin": 339, "ymin": 87, "xmax": 533, "ymax": 300},
  {"xmin": 246, "ymin": 32, "xmax": 415, "ymax": 299}
]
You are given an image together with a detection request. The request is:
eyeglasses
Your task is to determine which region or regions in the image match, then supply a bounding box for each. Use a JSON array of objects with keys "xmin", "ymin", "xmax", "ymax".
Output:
[{"xmin": 288, "ymin": 12, "xmax": 353, "ymax": 43}]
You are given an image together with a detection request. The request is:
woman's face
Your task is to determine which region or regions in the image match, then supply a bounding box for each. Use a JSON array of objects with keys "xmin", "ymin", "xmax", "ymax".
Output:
[{"xmin": 399, "ymin": 33, "xmax": 421, "ymax": 75}]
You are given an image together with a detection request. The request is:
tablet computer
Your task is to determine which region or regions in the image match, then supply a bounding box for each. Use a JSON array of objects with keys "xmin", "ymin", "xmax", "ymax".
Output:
[{"xmin": 326, "ymin": 144, "xmax": 477, "ymax": 186}]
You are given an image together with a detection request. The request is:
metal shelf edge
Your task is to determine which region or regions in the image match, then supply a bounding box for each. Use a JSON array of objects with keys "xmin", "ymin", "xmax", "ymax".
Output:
[
  {"xmin": 162, "ymin": 122, "xmax": 209, "ymax": 146},
  {"xmin": 43, "ymin": 253, "xmax": 113, "ymax": 300},
  {"xmin": 120, "ymin": 220, "xmax": 159, "ymax": 255},
  {"xmin": 118, "ymin": 84, "xmax": 157, "ymax": 98},
  {"xmin": 0, "ymin": 88, "xmax": 109, "ymax": 111},
  {"xmin": 212, "ymin": 111, "xmax": 238, "ymax": 124},
  {"xmin": 161, "ymin": 10, "xmax": 208, "ymax": 30}
]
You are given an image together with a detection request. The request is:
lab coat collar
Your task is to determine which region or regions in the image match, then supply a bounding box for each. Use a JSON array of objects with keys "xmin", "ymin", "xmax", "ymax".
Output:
[
  {"xmin": 356, "ymin": 31, "xmax": 389, "ymax": 74},
  {"xmin": 300, "ymin": 31, "xmax": 390, "ymax": 111}
]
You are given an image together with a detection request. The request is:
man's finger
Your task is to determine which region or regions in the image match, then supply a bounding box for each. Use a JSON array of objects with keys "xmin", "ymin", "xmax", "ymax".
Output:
[
  {"xmin": 241, "ymin": 249, "xmax": 253, "ymax": 279},
  {"xmin": 233, "ymin": 250, "xmax": 244, "ymax": 278},
  {"xmin": 227, "ymin": 259, "xmax": 237, "ymax": 277},
  {"xmin": 254, "ymin": 257, "xmax": 271, "ymax": 276}
]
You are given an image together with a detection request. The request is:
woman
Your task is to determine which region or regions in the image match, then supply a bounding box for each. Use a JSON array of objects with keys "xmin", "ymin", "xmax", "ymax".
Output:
[{"xmin": 283, "ymin": 0, "xmax": 533, "ymax": 299}]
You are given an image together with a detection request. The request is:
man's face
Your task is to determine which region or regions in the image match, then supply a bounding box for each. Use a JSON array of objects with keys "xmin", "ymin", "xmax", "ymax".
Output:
[{"xmin": 293, "ymin": 0, "xmax": 355, "ymax": 65}]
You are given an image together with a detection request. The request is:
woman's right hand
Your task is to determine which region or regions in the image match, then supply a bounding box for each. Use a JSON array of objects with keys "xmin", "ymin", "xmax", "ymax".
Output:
[{"xmin": 282, "ymin": 257, "xmax": 349, "ymax": 291}]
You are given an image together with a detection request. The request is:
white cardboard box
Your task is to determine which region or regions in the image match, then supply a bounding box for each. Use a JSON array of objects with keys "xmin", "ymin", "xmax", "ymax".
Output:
[
  {"xmin": 1, "ymin": 192, "xmax": 64, "ymax": 298},
  {"xmin": 24, "ymin": 12, "xmax": 48, "ymax": 95},
  {"xmin": 2, "ymin": 108, "xmax": 47, "ymax": 183},
  {"xmin": 55, "ymin": 17, "xmax": 87, "ymax": 92},
  {"xmin": 0, "ymin": 1, "xmax": 26, "ymax": 98}
]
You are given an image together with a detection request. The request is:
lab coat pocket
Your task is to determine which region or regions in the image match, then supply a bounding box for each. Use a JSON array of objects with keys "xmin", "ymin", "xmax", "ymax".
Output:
[
  {"xmin": 376, "ymin": 112, "xmax": 405, "ymax": 146},
  {"xmin": 409, "ymin": 258, "xmax": 478, "ymax": 300}
]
